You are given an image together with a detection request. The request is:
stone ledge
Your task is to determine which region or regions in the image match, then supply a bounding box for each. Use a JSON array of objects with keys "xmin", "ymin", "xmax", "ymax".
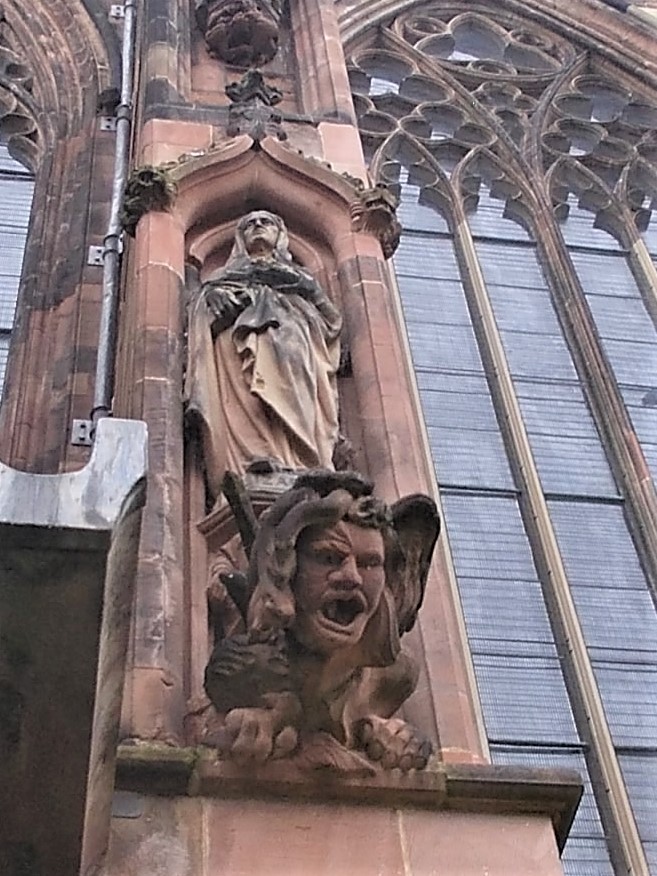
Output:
[
  {"xmin": 0, "ymin": 417, "xmax": 148, "ymax": 538},
  {"xmin": 115, "ymin": 743, "xmax": 582, "ymax": 851}
]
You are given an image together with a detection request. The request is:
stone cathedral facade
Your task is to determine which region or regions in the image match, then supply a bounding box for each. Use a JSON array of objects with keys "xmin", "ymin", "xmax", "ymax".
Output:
[{"xmin": 1, "ymin": 0, "xmax": 657, "ymax": 874}]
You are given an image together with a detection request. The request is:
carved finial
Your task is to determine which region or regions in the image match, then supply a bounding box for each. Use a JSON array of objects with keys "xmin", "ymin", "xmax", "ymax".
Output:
[
  {"xmin": 225, "ymin": 69, "xmax": 287, "ymax": 141},
  {"xmin": 225, "ymin": 68, "xmax": 282, "ymax": 105},
  {"xmin": 195, "ymin": 0, "xmax": 283, "ymax": 68},
  {"xmin": 121, "ymin": 165, "xmax": 177, "ymax": 237},
  {"xmin": 350, "ymin": 183, "xmax": 402, "ymax": 259}
]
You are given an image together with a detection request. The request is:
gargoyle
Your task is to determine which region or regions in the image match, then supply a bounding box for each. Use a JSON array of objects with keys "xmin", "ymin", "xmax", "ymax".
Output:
[
  {"xmin": 350, "ymin": 183, "xmax": 402, "ymax": 259},
  {"xmin": 203, "ymin": 471, "xmax": 440, "ymax": 775}
]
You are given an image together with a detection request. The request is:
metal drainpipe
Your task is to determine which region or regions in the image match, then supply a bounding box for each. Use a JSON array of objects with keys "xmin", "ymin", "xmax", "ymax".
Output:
[{"xmin": 91, "ymin": 0, "xmax": 137, "ymax": 426}]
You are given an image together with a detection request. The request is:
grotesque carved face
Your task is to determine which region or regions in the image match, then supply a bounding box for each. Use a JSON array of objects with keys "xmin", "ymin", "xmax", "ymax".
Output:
[
  {"xmin": 240, "ymin": 211, "xmax": 280, "ymax": 257},
  {"xmin": 293, "ymin": 521, "xmax": 386, "ymax": 655}
]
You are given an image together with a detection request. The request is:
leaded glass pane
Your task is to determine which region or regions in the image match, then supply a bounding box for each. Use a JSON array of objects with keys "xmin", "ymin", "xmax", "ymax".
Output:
[
  {"xmin": 565, "ymin": 215, "xmax": 657, "ymax": 486},
  {"xmin": 619, "ymin": 755, "xmax": 657, "ymax": 848}
]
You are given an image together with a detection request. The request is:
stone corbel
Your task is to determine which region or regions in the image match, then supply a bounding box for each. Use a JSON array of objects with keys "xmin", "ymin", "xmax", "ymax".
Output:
[
  {"xmin": 350, "ymin": 182, "xmax": 402, "ymax": 259},
  {"xmin": 121, "ymin": 164, "xmax": 178, "ymax": 237},
  {"xmin": 195, "ymin": 0, "xmax": 284, "ymax": 68}
]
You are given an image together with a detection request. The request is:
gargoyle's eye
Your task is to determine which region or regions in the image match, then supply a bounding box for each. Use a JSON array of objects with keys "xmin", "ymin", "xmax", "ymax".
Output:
[
  {"xmin": 313, "ymin": 548, "xmax": 345, "ymax": 567},
  {"xmin": 358, "ymin": 554, "xmax": 383, "ymax": 570}
]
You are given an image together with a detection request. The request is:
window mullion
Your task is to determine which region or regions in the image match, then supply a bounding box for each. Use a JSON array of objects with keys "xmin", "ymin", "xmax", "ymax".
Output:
[{"xmin": 628, "ymin": 236, "xmax": 657, "ymax": 334}]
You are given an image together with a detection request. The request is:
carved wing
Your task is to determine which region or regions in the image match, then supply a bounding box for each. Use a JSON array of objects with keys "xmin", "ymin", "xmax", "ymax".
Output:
[
  {"xmin": 389, "ymin": 495, "xmax": 440, "ymax": 635},
  {"xmin": 204, "ymin": 632, "xmax": 291, "ymax": 712}
]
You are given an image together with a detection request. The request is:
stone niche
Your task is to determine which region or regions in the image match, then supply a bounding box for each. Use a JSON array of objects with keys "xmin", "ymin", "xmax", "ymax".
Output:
[{"xmin": 181, "ymin": 199, "xmax": 437, "ymax": 777}]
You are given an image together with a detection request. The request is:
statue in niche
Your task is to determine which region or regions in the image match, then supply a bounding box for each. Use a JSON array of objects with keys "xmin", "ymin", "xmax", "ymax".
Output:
[
  {"xmin": 202, "ymin": 471, "xmax": 440, "ymax": 775},
  {"xmin": 185, "ymin": 211, "xmax": 342, "ymax": 504},
  {"xmin": 195, "ymin": 0, "xmax": 283, "ymax": 68}
]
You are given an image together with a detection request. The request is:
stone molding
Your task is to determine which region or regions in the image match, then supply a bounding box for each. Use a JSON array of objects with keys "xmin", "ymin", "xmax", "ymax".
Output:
[
  {"xmin": 122, "ymin": 164, "xmax": 178, "ymax": 237},
  {"xmin": 115, "ymin": 742, "xmax": 582, "ymax": 852}
]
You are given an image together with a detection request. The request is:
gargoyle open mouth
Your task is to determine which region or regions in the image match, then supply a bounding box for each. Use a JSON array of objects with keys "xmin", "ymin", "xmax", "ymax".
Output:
[{"xmin": 321, "ymin": 593, "xmax": 367, "ymax": 628}]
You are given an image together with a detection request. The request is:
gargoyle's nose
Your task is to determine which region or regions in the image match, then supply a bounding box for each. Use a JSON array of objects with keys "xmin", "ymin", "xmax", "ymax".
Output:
[{"xmin": 330, "ymin": 554, "xmax": 362, "ymax": 587}]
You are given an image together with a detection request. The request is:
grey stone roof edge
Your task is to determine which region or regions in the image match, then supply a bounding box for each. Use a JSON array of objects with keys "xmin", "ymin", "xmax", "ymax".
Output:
[{"xmin": 0, "ymin": 418, "xmax": 148, "ymax": 532}]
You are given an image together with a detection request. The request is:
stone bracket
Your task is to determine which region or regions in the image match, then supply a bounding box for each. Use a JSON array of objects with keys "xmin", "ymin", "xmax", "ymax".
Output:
[
  {"xmin": 100, "ymin": 115, "xmax": 119, "ymax": 132},
  {"xmin": 71, "ymin": 417, "xmax": 94, "ymax": 446}
]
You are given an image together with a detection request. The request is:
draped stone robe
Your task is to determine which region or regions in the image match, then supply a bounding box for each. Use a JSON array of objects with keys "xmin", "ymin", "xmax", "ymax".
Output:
[{"xmin": 185, "ymin": 253, "xmax": 341, "ymax": 500}]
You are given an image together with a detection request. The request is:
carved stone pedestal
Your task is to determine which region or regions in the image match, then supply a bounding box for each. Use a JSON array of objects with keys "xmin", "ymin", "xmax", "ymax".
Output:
[{"xmin": 108, "ymin": 745, "xmax": 581, "ymax": 876}]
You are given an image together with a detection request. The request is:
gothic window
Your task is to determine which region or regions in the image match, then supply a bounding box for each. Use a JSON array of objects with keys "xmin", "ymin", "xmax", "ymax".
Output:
[
  {"xmin": 348, "ymin": 4, "xmax": 657, "ymax": 873},
  {"xmin": 0, "ymin": 142, "xmax": 34, "ymax": 394}
]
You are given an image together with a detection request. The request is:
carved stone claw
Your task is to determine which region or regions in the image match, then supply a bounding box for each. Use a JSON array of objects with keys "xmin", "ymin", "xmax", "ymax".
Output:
[
  {"xmin": 355, "ymin": 716, "xmax": 433, "ymax": 771},
  {"xmin": 215, "ymin": 692, "xmax": 302, "ymax": 763}
]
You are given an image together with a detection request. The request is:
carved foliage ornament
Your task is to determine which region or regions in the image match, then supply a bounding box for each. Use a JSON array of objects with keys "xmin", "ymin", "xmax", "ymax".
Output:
[
  {"xmin": 121, "ymin": 165, "xmax": 177, "ymax": 237},
  {"xmin": 350, "ymin": 182, "xmax": 402, "ymax": 258},
  {"xmin": 195, "ymin": 0, "xmax": 283, "ymax": 68},
  {"xmin": 202, "ymin": 471, "xmax": 440, "ymax": 775},
  {"xmin": 225, "ymin": 69, "xmax": 286, "ymax": 141}
]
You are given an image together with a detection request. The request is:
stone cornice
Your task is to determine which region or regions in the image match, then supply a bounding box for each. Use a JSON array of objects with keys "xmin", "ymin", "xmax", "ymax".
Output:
[{"xmin": 116, "ymin": 743, "xmax": 583, "ymax": 852}]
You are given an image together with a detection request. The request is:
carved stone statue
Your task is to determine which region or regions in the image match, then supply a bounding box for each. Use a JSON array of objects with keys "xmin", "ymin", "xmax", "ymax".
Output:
[
  {"xmin": 202, "ymin": 471, "xmax": 440, "ymax": 775},
  {"xmin": 195, "ymin": 0, "xmax": 283, "ymax": 68},
  {"xmin": 185, "ymin": 211, "xmax": 342, "ymax": 502}
]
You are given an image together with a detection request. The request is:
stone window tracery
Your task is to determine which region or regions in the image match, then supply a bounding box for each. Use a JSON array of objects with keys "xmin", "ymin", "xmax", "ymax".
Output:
[
  {"xmin": 0, "ymin": 14, "xmax": 38, "ymax": 402},
  {"xmin": 0, "ymin": 143, "xmax": 34, "ymax": 396},
  {"xmin": 0, "ymin": 14, "xmax": 39, "ymax": 169},
  {"xmin": 347, "ymin": 3, "xmax": 657, "ymax": 873}
]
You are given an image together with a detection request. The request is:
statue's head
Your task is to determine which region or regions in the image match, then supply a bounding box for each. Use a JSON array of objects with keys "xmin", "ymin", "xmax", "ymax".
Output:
[
  {"xmin": 293, "ymin": 496, "xmax": 393, "ymax": 658},
  {"xmin": 231, "ymin": 210, "xmax": 291, "ymax": 262},
  {"xmin": 245, "ymin": 472, "xmax": 433, "ymax": 668}
]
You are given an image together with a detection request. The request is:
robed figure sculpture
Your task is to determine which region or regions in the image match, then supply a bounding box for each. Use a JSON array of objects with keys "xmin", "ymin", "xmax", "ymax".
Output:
[{"xmin": 185, "ymin": 211, "xmax": 342, "ymax": 501}]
